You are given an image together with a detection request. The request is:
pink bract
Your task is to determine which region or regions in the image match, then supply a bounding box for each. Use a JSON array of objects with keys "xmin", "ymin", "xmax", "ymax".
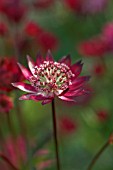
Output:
[{"xmin": 12, "ymin": 51, "xmax": 90, "ymax": 105}]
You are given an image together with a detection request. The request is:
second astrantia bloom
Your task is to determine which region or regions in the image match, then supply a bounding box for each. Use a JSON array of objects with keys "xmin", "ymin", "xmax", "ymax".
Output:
[{"xmin": 12, "ymin": 51, "xmax": 90, "ymax": 104}]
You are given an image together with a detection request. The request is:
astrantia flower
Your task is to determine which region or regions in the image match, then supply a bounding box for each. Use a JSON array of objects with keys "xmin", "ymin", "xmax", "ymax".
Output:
[
  {"xmin": 0, "ymin": 57, "xmax": 24, "ymax": 92},
  {"xmin": 12, "ymin": 51, "xmax": 90, "ymax": 105},
  {"xmin": 64, "ymin": 0, "xmax": 109, "ymax": 15},
  {"xmin": 37, "ymin": 31, "xmax": 58, "ymax": 52},
  {"xmin": 102, "ymin": 23, "xmax": 113, "ymax": 51},
  {"xmin": 78, "ymin": 38, "xmax": 108, "ymax": 57},
  {"xmin": 78, "ymin": 22, "xmax": 113, "ymax": 57},
  {"xmin": 96, "ymin": 109, "xmax": 108, "ymax": 122},
  {"xmin": 24, "ymin": 22, "xmax": 42, "ymax": 38},
  {"xmin": 0, "ymin": 94, "xmax": 13, "ymax": 113},
  {"xmin": 59, "ymin": 116, "xmax": 77, "ymax": 134},
  {"xmin": 24, "ymin": 22, "xmax": 58, "ymax": 51},
  {"xmin": 0, "ymin": 136, "xmax": 52, "ymax": 170},
  {"xmin": 0, "ymin": 0, "xmax": 27, "ymax": 23},
  {"xmin": 93, "ymin": 63, "xmax": 106, "ymax": 77}
]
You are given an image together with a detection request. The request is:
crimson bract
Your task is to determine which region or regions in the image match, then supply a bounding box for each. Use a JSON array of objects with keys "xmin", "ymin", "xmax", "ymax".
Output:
[{"xmin": 12, "ymin": 51, "xmax": 90, "ymax": 105}]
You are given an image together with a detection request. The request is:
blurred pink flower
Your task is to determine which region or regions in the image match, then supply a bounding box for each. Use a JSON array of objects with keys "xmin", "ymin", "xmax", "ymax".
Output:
[
  {"xmin": 78, "ymin": 38, "xmax": 108, "ymax": 57},
  {"xmin": 0, "ymin": 136, "xmax": 52, "ymax": 170},
  {"xmin": 93, "ymin": 63, "xmax": 106, "ymax": 77},
  {"xmin": 78, "ymin": 22, "xmax": 113, "ymax": 57},
  {"xmin": 37, "ymin": 31, "xmax": 58, "ymax": 51},
  {"xmin": 64, "ymin": 0, "xmax": 82, "ymax": 13},
  {"xmin": 3, "ymin": 136, "xmax": 27, "ymax": 168},
  {"xmin": 0, "ymin": 57, "xmax": 24, "ymax": 92},
  {"xmin": 102, "ymin": 23, "xmax": 113, "ymax": 51},
  {"xmin": 24, "ymin": 22, "xmax": 43, "ymax": 38},
  {"xmin": 82, "ymin": 0, "xmax": 109, "ymax": 14},
  {"xmin": 64, "ymin": 0, "xmax": 109, "ymax": 15},
  {"xmin": 0, "ymin": 0, "xmax": 27, "ymax": 23},
  {"xmin": 37, "ymin": 160, "xmax": 53, "ymax": 170},
  {"xmin": 33, "ymin": 0, "xmax": 54, "ymax": 9},
  {"xmin": 12, "ymin": 51, "xmax": 90, "ymax": 104},
  {"xmin": 24, "ymin": 21, "xmax": 58, "ymax": 51},
  {"xmin": 96, "ymin": 109, "xmax": 109, "ymax": 122},
  {"xmin": 59, "ymin": 116, "xmax": 77, "ymax": 134},
  {"xmin": 0, "ymin": 22, "xmax": 8, "ymax": 36},
  {"xmin": 0, "ymin": 94, "xmax": 13, "ymax": 113}
]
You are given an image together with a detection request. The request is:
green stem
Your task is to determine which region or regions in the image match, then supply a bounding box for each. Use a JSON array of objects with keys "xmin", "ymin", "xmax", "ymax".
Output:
[
  {"xmin": 51, "ymin": 99, "xmax": 61, "ymax": 170},
  {"xmin": 6, "ymin": 112, "xmax": 16, "ymax": 138},
  {"xmin": 87, "ymin": 141, "xmax": 109, "ymax": 170}
]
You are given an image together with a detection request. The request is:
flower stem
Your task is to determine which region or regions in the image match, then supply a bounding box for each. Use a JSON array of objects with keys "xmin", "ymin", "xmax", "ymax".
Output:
[
  {"xmin": 51, "ymin": 99, "xmax": 60, "ymax": 170},
  {"xmin": 6, "ymin": 112, "xmax": 15, "ymax": 138},
  {"xmin": 0, "ymin": 152, "xmax": 19, "ymax": 170},
  {"xmin": 87, "ymin": 141, "xmax": 109, "ymax": 170}
]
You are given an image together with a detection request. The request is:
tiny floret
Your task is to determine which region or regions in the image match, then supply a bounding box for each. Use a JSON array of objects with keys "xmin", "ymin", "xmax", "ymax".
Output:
[{"xmin": 12, "ymin": 51, "xmax": 90, "ymax": 104}]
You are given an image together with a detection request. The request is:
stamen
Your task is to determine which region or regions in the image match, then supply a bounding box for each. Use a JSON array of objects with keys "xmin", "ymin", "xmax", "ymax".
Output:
[{"xmin": 30, "ymin": 61, "xmax": 74, "ymax": 96}]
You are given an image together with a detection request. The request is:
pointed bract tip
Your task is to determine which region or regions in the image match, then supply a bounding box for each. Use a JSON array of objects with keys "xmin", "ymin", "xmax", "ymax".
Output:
[
  {"xmin": 19, "ymin": 97, "xmax": 23, "ymax": 100},
  {"xmin": 47, "ymin": 49, "xmax": 52, "ymax": 56},
  {"xmin": 77, "ymin": 59, "xmax": 83, "ymax": 65},
  {"xmin": 46, "ymin": 49, "xmax": 53, "ymax": 61},
  {"xmin": 17, "ymin": 62, "xmax": 22, "ymax": 68},
  {"xmin": 11, "ymin": 82, "xmax": 19, "ymax": 87},
  {"xmin": 47, "ymin": 49, "xmax": 52, "ymax": 53},
  {"xmin": 11, "ymin": 83, "xmax": 15, "ymax": 87},
  {"xmin": 26, "ymin": 54, "xmax": 30, "ymax": 60},
  {"xmin": 86, "ymin": 75, "xmax": 91, "ymax": 81}
]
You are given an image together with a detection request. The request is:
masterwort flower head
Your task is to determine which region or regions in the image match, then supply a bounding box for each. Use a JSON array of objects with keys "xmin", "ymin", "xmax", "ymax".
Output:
[{"xmin": 12, "ymin": 51, "xmax": 90, "ymax": 105}]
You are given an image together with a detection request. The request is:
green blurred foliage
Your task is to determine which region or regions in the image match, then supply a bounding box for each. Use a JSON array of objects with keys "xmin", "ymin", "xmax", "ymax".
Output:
[{"xmin": 1, "ymin": 0, "xmax": 113, "ymax": 170}]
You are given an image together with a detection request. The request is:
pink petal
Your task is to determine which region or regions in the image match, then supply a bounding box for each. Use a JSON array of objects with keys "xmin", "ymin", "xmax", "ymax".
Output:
[
  {"xmin": 29, "ymin": 95, "xmax": 48, "ymax": 101},
  {"xmin": 65, "ymin": 88, "xmax": 90, "ymax": 98},
  {"xmin": 27, "ymin": 55, "xmax": 35, "ymax": 74},
  {"xmin": 36, "ymin": 52, "xmax": 44, "ymax": 65},
  {"xmin": 58, "ymin": 96, "xmax": 76, "ymax": 102},
  {"xmin": 19, "ymin": 94, "xmax": 34, "ymax": 100},
  {"xmin": 58, "ymin": 88, "xmax": 69, "ymax": 96},
  {"xmin": 42, "ymin": 99, "xmax": 53, "ymax": 105},
  {"xmin": 19, "ymin": 94, "xmax": 46, "ymax": 101},
  {"xmin": 46, "ymin": 50, "xmax": 54, "ymax": 61},
  {"xmin": 17, "ymin": 63, "xmax": 32, "ymax": 80},
  {"xmin": 12, "ymin": 82, "xmax": 37, "ymax": 93},
  {"xmin": 70, "ymin": 76, "xmax": 91, "ymax": 90},
  {"xmin": 64, "ymin": 88, "xmax": 83, "ymax": 97},
  {"xmin": 59, "ymin": 54, "xmax": 71, "ymax": 66},
  {"xmin": 71, "ymin": 60, "xmax": 83, "ymax": 77}
]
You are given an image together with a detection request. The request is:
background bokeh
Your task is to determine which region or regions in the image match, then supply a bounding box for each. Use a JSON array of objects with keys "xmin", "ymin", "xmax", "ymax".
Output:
[{"xmin": 0, "ymin": 0, "xmax": 113, "ymax": 170}]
